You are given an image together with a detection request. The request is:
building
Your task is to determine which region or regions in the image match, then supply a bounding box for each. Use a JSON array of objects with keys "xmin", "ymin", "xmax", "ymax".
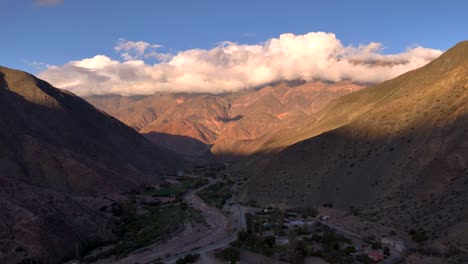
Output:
[
  {"xmin": 276, "ymin": 237, "xmax": 289, "ymax": 246},
  {"xmin": 367, "ymin": 251, "xmax": 384, "ymax": 262},
  {"xmin": 319, "ymin": 215, "xmax": 330, "ymax": 220},
  {"xmin": 289, "ymin": 220, "xmax": 305, "ymax": 227},
  {"xmin": 381, "ymin": 237, "xmax": 406, "ymax": 253}
]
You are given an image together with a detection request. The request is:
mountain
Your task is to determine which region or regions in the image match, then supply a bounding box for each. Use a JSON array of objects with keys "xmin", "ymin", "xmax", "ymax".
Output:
[
  {"xmin": 0, "ymin": 66, "xmax": 179, "ymax": 263},
  {"xmin": 87, "ymin": 81, "xmax": 364, "ymax": 158},
  {"xmin": 241, "ymin": 41, "xmax": 468, "ymax": 252}
]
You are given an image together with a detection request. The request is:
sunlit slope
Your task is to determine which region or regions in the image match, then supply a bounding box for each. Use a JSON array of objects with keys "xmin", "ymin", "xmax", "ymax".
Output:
[
  {"xmin": 88, "ymin": 81, "xmax": 363, "ymax": 158},
  {"xmin": 260, "ymin": 41, "xmax": 467, "ymax": 152}
]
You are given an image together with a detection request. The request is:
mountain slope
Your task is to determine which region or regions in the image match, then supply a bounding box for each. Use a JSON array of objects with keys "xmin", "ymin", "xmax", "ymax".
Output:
[
  {"xmin": 87, "ymin": 81, "xmax": 364, "ymax": 158},
  {"xmin": 0, "ymin": 66, "xmax": 178, "ymax": 193},
  {"xmin": 0, "ymin": 66, "xmax": 179, "ymax": 263},
  {"xmin": 243, "ymin": 41, "xmax": 468, "ymax": 249}
]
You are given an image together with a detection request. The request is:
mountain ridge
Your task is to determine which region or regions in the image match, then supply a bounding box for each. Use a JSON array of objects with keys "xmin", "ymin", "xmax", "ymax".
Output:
[
  {"xmin": 87, "ymin": 81, "xmax": 365, "ymax": 158},
  {"xmin": 238, "ymin": 41, "xmax": 467, "ymax": 254},
  {"xmin": 0, "ymin": 66, "xmax": 181, "ymax": 263}
]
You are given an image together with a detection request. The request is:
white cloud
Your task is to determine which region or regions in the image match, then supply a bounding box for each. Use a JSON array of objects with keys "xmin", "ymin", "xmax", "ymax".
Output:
[
  {"xmin": 25, "ymin": 60, "xmax": 52, "ymax": 71},
  {"xmin": 114, "ymin": 38, "xmax": 169, "ymax": 61},
  {"xmin": 39, "ymin": 32, "xmax": 443, "ymax": 96}
]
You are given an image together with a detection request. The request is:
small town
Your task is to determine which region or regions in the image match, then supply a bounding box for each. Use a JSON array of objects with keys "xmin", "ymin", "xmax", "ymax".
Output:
[{"xmin": 147, "ymin": 164, "xmax": 412, "ymax": 264}]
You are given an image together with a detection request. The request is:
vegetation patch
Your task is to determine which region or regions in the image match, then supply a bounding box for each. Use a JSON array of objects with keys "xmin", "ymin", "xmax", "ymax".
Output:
[
  {"xmin": 176, "ymin": 253, "xmax": 200, "ymax": 264},
  {"xmin": 409, "ymin": 228, "xmax": 428, "ymax": 244},
  {"xmin": 232, "ymin": 230, "xmax": 286, "ymax": 257},
  {"xmin": 144, "ymin": 178, "xmax": 208, "ymax": 197},
  {"xmin": 237, "ymin": 210, "xmax": 373, "ymax": 264},
  {"xmin": 82, "ymin": 197, "xmax": 204, "ymax": 262},
  {"xmin": 303, "ymin": 228, "xmax": 353, "ymax": 263},
  {"xmin": 216, "ymin": 247, "xmax": 240, "ymax": 263},
  {"xmin": 197, "ymin": 181, "xmax": 232, "ymax": 208}
]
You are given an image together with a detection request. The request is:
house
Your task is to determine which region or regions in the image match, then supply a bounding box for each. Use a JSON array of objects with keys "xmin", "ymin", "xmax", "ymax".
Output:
[
  {"xmin": 367, "ymin": 251, "xmax": 384, "ymax": 262},
  {"xmin": 263, "ymin": 222, "xmax": 273, "ymax": 230},
  {"xmin": 381, "ymin": 237, "xmax": 406, "ymax": 253},
  {"xmin": 276, "ymin": 237, "xmax": 289, "ymax": 246},
  {"xmin": 289, "ymin": 220, "xmax": 305, "ymax": 227},
  {"xmin": 319, "ymin": 215, "xmax": 330, "ymax": 220}
]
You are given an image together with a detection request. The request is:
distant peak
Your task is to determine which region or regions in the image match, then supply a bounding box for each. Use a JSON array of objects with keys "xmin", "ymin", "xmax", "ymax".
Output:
[{"xmin": 437, "ymin": 40, "xmax": 468, "ymax": 60}]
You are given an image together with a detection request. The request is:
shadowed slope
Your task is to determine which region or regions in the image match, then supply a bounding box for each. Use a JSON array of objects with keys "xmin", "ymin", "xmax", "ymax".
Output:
[
  {"xmin": 88, "ymin": 81, "xmax": 364, "ymax": 158},
  {"xmin": 0, "ymin": 66, "xmax": 181, "ymax": 263},
  {"xmin": 242, "ymin": 42, "xmax": 468, "ymax": 248},
  {"xmin": 0, "ymin": 66, "xmax": 179, "ymax": 193}
]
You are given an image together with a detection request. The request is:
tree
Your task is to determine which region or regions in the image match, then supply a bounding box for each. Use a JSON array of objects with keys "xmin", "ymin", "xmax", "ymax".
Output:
[
  {"xmin": 217, "ymin": 247, "xmax": 240, "ymax": 262},
  {"xmin": 410, "ymin": 229, "xmax": 428, "ymax": 244},
  {"xmin": 264, "ymin": 236, "xmax": 276, "ymax": 247},
  {"xmin": 383, "ymin": 246, "xmax": 390, "ymax": 256},
  {"xmin": 345, "ymin": 246, "xmax": 356, "ymax": 254},
  {"xmin": 237, "ymin": 230, "xmax": 248, "ymax": 241},
  {"xmin": 176, "ymin": 253, "xmax": 200, "ymax": 264},
  {"xmin": 372, "ymin": 241, "xmax": 382, "ymax": 249}
]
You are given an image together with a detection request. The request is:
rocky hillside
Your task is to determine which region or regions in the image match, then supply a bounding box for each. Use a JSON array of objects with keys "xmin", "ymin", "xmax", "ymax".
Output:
[
  {"xmin": 87, "ymin": 81, "xmax": 364, "ymax": 158},
  {"xmin": 0, "ymin": 66, "xmax": 179, "ymax": 263},
  {"xmin": 242, "ymin": 41, "xmax": 468, "ymax": 252}
]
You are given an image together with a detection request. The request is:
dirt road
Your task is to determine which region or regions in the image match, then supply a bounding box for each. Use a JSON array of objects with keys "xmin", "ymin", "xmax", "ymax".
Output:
[{"xmin": 107, "ymin": 178, "xmax": 243, "ymax": 264}]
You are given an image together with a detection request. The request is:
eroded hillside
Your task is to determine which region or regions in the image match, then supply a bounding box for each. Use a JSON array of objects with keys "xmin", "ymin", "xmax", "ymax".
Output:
[
  {"xmin": 0, "ymin": 66, "xmax": 180, "ymax": 263},
  {"xmin": 87, "ymin": 81, "xmax": 364, "ymax": 158},
  {"xmin": 241, "ymin": 41, "xmax": 468, "ymax": 254}
]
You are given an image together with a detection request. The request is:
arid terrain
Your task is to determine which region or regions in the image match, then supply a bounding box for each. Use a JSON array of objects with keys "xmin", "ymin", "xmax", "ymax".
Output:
[
  {"xmin": 1, "ymin": 13, "xmax": 467, "ymax": 263},
  {"xmin": 0, "ymin": 66, "xmax": 180, "ymax": 263},
  {"xmin": 87, "ymin": 81, "xmax": 364, "ymax": 159},
  {"xmin": 239, "ymin": 41, "xmax": 468, "ymax": 262}
]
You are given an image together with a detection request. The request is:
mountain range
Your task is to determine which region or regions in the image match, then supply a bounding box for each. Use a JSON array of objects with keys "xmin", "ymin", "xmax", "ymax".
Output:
[
  {"xmin": 87, "ymin": 81, "xmax": 364, "ymax": 159},
  {"xmin": 0, "ymin": 40, "xmax": 466, "ymax": 263}
]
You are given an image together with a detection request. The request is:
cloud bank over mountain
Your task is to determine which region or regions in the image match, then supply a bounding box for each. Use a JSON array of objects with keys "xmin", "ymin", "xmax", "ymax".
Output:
[{"xmin": 39, "ymin": 32, "xmax": 442, "ymax": 96}]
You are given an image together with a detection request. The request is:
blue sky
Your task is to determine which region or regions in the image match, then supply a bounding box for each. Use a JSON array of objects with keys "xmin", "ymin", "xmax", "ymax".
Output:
[{"xmin": 1, "ymin": 0, "xmax": 467, "ymax": 74}]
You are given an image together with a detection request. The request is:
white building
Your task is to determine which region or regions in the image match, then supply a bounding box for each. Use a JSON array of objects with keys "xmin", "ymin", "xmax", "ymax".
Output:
[
  {"xmin": 276, "ymin": 237, "xmax": 289, "ymax": 246},
  {"xmin": 381, "ymin": 237, "xmax": 406, "ymax": 253}
]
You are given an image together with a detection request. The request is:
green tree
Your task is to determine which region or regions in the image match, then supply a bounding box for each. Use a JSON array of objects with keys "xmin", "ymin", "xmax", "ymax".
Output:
[
  {"xmin": 217, "ymin": 247, "xmax": 240, "ymax": 263},
  {"xmin": 237, "ymin": 230, "xmax": 248, "ymax": 241},
  {"xmin": 264, "ymin": 236, "xmax": 276, "ymax": 247},
  {"xmin": 345, "ymin": 246, "xmax": 356, "ymax": 254}
]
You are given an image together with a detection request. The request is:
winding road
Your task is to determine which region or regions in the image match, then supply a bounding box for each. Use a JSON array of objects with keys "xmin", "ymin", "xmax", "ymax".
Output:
[
  {"xmin": 110, "ymin": 178, "xmax": 245, "ymax": 264},
  {"xmin": 160, "ymin": 180, "xmax": 246, "ymax": 264}
]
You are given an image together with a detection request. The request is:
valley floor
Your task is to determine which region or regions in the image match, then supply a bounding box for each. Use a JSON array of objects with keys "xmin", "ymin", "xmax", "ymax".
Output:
[{"xmin": 69, "ymin": 166, "xmax": 463, "ymax": 264}]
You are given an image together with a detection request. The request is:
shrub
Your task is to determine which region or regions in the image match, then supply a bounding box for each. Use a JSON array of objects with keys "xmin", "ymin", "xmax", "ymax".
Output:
[
  {"xmin": 217, "ymin": 247, "xmax": 240, "ymax": 262},
  {"xmin": 345, "ymin": 246, "xmax": 356, "ymax": 254},
  {"xmin": 230, "ymin": 240, "xmax": 242, "ymax": 248},
  {"xmin": 176, "ymin": 253, "xmax": 200, "ymax": 264},
  {"xmin": 372, "ymin": 241, "xmax": 382, "ymax": 249},
  {"xmin": 237, "ymin": 230, "xmax": 248, "ymax": 241},
  {"xmin": 410, "ymin": 229, "xmax": 428, "ymax": 244},
  {"xmin": 264, "ymin": 236, "xmax": 276, "ymax": 247}
]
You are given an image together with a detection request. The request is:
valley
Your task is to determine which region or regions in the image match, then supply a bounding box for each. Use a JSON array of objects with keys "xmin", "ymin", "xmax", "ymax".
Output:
[
  {"xmin": 67, "ymin": 164, "xmax": 412, "ymax": 264},
  {"xmin": 1, "ymin": 4, "xmax": 467, "ymax": 263},
  {"xmin": 79, "ymin": 41, "xmax": 468, "ymax": 264}
]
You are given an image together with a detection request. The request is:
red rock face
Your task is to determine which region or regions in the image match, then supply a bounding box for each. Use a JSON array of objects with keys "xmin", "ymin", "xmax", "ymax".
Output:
[{"xmin": 88, "ymin": 81, "xmax": 365, "ymax": 158}]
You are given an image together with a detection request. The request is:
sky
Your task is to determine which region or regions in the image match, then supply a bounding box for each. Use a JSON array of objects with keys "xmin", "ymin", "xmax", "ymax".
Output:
[{"xmin": 1, "ymin": 0, "xmax": 467, "ymax": 96}]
